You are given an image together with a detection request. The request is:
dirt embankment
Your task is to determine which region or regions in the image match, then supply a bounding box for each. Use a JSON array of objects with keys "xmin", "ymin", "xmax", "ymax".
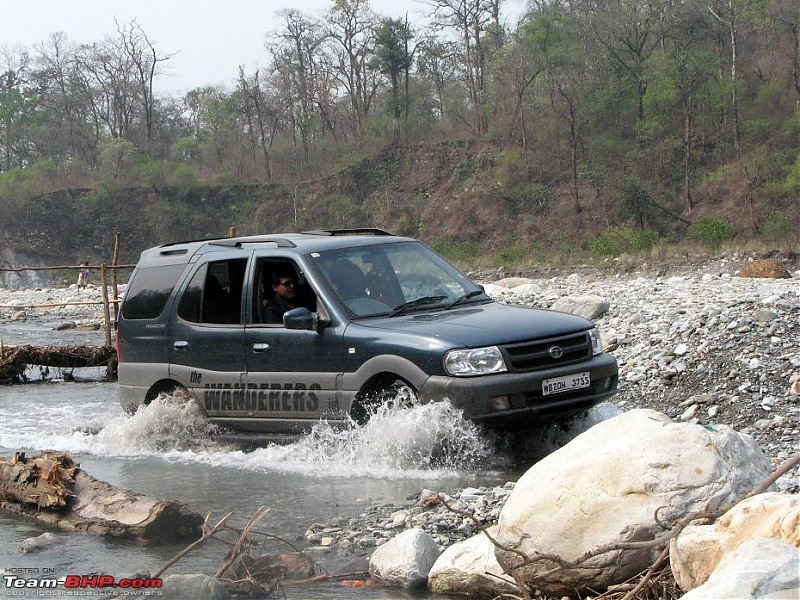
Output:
[{"xmin": 3, "ymin": 141, "xmax": 797, "ymax": 269}]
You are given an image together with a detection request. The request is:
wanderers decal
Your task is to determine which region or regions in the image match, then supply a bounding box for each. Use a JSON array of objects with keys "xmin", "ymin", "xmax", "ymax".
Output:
[{"xmin": 203, "ymin": 382, "xmax": 321, "ymax": 412}]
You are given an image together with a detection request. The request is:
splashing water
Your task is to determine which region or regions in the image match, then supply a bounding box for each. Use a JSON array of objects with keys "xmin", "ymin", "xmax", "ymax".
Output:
[
  {"xmin": 64, "ymin": 393, "xmax": 495, "ymax": 478},
  {"xmin": 287, "ymin": 400, "xmax": 494, "ymax": 474},
  {"xmin": 93, "ymin": 393, "xmax": 222, "ymax": 454},
  {"xmin": 488, "ymin": 402, "xmax": 623, "ymax": 466}
]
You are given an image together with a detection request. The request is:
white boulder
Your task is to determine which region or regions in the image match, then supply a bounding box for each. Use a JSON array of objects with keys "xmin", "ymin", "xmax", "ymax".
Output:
[
  {"xmin": 670, "ymin": 492, "xmax": 799, "ymax": 590},
  {"xmin": 494, "ymin": 409, "xmax": 771, "ymax": 595},
  {"xmin": 679, "ymin": 538, "xmax": 799, "ymax": 599},
  {"xmin": 20, "ymin": 532, "xmax": 59, "ymax": 553},
  {"xmin": 549, "ymin": 295, "xmax": 610, "ymax": 320},
  {"xmin": 369, "ymin": 527, "xmax": 440, "ymax": 589},
  {"xmin": 427, "ymin": 526, "xmax": 518, "ymax": 596}
]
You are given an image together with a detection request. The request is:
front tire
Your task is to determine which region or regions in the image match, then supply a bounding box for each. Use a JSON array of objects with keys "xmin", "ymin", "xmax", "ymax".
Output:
[{"xmin": 350, "ymin": 378, "xmax": 417, "ymax": 425}]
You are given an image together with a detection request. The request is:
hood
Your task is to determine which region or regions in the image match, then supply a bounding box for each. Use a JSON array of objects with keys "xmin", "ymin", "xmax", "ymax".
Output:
[{"xmin": 357, "ymin": 301, "xmax": 594, "ymax": 347}]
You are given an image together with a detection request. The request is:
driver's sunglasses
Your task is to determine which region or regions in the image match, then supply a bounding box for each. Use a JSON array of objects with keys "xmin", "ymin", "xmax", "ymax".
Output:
[{"xmin": 277, "ymin": 279, "xmax": 296, "ymax": 288}]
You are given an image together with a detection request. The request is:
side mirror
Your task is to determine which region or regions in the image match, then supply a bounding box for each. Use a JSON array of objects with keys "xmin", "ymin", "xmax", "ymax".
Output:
[{"xmin": 284, "ymin": 307, "xmax": 320, "ymax": 331}]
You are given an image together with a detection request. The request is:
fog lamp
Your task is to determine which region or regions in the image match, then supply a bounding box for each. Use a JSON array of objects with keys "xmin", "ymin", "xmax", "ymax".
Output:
[{"xmin": 490, "ymin": 395, "xmax": 510, "ymax": 410}]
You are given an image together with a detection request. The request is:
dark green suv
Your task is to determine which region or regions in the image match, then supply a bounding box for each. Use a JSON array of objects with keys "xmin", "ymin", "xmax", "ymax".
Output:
[{"xmin": 117, "ymin": 229, "xmax": 618, "ymax": 433}]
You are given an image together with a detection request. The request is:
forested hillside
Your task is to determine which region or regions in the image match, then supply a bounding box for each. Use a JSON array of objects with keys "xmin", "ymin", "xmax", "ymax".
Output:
[{"xmin": 0, "ymin": 0, "xmax": 797, "ymax": 266}]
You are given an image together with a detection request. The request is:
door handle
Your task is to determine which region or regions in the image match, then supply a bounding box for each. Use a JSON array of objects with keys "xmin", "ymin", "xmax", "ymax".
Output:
[
  {"xmin": 252, "ymin": 343, "xmax": 270, "ymax": 353},
  {"xmin": 174, "ymin": 341, "xmax": 189, "ymax": 350}
]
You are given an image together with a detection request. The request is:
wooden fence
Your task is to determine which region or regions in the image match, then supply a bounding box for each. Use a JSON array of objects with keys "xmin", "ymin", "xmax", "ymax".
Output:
[{"xmin": 0, "ymin": 233, "xmax": 134, "ymax": 346}]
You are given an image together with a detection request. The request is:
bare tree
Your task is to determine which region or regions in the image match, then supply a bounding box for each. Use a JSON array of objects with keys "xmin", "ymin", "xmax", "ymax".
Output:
[
  {"xmin": 423, "ymin": 0, "xmax": 505, "ymax": 136},
  {"xmin": 325, "ymin": 0, "xmax": 380, "ymax": 141},
  {"xmin": 269, "ymin": 9, "xmax": 326, "ymax": 162},
  {"xmin": 116, "ymin": 20, "xmax": 174, "ymax": 144}
]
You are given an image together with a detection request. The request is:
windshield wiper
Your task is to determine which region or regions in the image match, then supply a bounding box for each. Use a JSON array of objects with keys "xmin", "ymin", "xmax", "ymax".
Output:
[
  {"xmin": 389, "ymin": 295, "xmax": 447, "ymax": 317},
  {"xmin": 445, "ymin": 289, "xmax": 486, "ymax": 309}
]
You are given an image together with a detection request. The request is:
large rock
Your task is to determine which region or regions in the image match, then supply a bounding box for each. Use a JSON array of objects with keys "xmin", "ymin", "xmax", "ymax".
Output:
[
  {"xmin": 369, "ymin": 527, "xmax": 440, "ymax": 589},
  {"xmin": 679, "ymin": 538, "xmax": 800, "ymax": 599},
  {"xmin": 670, "ymin": 492, "xmax": 799, "ymax": 590},
  {"xmin": 494, "ymin": 409, "xmax": 771, "ymax": 595},
  {"xmin": 160, "ymin": 574, "xmax": 229, "ymax": 599},
  {"xmin": 549, "ymin": 295, "xmax": 610, "ymax": 320},
  {"xmin": 427, "ymin": 526, "xmax": 518, "ymax": 596}
]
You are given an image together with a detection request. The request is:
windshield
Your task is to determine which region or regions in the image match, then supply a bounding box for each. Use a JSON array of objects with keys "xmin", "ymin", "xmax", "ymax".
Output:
[{"xmin": 311, "ymin": 241, "xmax": 486, "ymax": 317}]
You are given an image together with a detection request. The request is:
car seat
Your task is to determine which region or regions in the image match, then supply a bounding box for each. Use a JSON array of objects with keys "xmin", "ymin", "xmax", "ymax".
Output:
[{"xmin": 328, "ymin": 260, "xmax": 368, "ymax": 300}]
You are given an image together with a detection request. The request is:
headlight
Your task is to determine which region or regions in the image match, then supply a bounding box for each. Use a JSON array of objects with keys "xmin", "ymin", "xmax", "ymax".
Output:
[
  {"xmin": 588, "ymin": 328, "xmax": 603, "ymax": 355},
  {"xmin": 445, "ymin": 346, "xmax": 507, "ymax": 376}
]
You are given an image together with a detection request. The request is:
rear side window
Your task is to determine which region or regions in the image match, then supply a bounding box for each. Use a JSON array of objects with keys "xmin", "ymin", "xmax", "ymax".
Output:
[
  {"xmin": 121, "ymin": 264, "xmax": 186, "ymax": 320},
  {"xmin": 178, "ymin": 258, "xmax": 247, "ymax": 325}
]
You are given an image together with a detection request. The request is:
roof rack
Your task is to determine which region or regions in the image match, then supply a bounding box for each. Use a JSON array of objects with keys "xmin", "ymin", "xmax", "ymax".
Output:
[
  {"xmin": 302, "ymin": 228, "xmax": 394, "ymax": 237},
  {"xmin": 209, "ymin": 237, "xmax": 297, "ymax": 248}
]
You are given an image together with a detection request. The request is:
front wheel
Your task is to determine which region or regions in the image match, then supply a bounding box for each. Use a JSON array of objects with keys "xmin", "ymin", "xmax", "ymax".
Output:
[{"xmin": 350, "ymin": 379, "xmax": 417, "ymax": 425}]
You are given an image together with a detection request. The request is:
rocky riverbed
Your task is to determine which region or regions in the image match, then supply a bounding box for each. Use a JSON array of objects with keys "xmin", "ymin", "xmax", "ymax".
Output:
[
  {"xmin": 305, "ymin": 253, "xmax": 800, "ymax": 556},
  {"xmin": 1, "ymin": 253, "xmax": 799, "ymax": 560}
]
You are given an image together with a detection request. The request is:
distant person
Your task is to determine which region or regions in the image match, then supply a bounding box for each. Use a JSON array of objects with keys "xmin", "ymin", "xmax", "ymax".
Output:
[
  {"xmin": 76, "ymin": 263, "xmax": 89, "ymax": 290},
  {"xmin": 263, "ymin": 268, "xmax": 299, "ymax": 324}
]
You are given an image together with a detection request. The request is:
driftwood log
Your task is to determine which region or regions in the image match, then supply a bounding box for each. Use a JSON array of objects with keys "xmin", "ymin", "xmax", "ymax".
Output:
[
  {"xmin": 0, "ymin": 451, "xmax": 202, "ymax": 543},
  {"xmin": 0, "ymin": 344, "xmax": 117, "ymax": 384}
]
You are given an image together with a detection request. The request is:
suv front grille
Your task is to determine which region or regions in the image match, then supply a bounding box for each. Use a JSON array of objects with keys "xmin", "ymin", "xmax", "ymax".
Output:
[{"xmin": 501, "ymin": 332, "xmax": 592, "ymax": 372}]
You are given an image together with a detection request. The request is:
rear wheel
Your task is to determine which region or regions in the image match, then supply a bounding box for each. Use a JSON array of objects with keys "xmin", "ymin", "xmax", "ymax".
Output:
[{"xmin": 145, "ymin": 382, "xmax": 192, "ymax": 407}]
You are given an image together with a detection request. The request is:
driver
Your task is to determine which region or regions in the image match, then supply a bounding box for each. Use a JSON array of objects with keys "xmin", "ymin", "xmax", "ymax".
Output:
[{"xmin": 263, "ymin": 267, "xmax": 299, "ymax": 324}]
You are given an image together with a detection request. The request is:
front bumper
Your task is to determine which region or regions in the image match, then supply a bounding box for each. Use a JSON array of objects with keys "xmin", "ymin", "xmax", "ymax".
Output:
[{"xmin": 419, "ymin": 352, "xmax": 618, "ymax": 428}]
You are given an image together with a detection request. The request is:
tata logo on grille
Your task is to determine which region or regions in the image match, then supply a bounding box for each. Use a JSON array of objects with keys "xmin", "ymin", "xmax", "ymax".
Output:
[{"xmin": 548, "ymin": 346, "xmax": 564, "ymax": 359}]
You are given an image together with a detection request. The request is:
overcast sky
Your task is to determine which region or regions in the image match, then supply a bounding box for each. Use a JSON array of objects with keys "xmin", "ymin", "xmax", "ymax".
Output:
[{"xmin": 4, "ymin": 0, "xmax": 526, "ymax": 95}]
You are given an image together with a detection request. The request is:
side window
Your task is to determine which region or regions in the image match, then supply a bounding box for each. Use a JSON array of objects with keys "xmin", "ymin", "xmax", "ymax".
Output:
[
  {"xmin": 121, "ymin": 264, "xmax": 186, "ymax": 320},
  {"xmin": 253, "ymin": 259, "xmax": 317, "ymax": 325},
  {"xmin": 177, "ymin": 259, "xmax": 247, "ymax": 325},
  {"xmin": 177, "ymin": 264, "xmax": 206, "ymax": 323}
]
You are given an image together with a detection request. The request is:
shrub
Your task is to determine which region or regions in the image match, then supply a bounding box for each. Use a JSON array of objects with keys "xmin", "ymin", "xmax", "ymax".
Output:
[
  {"xmin": 168, "ymin": 164, "xmax": 200, "ymax": 188},
  {"xmin": 686, "ymin": 216, "xmax": 734, "ymax": 249},
  {"xmin": 759, "ymin": 210, "xmax": 792, "ymax": 245},
  {"xmin": 508, "ymin": 183, "xmax": 552, "ymax": 214},
  {"xmin": 590, "ymin": 227, "xmax": 660, "ymax": 258},
  {"xmin": 428, "ymin": 237, "xmax": 480, "ymax": 263},
  {"xmin": 496, "ymin": 243, "xmax": 530, "ymax": 265}
]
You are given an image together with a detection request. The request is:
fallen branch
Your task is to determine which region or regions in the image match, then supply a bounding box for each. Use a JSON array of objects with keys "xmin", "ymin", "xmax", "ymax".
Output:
[{"xmin": 152, "ymin": 511, "xmax": 234, "ymax": 579}]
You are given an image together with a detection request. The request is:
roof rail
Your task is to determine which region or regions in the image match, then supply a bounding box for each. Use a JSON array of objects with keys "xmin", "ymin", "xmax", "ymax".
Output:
[
  {"xmin": 302, "ymin": 228, "xmax": 394, "ymax": 237},
  {"xmin": 209, "ymin": 237, "xmax": 297, "ymax": 248}
]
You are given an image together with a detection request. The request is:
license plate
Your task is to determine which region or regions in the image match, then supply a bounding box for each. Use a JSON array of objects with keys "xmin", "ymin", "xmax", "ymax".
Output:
[{"xmin": 542, "ymin": 372, "xmax": 590, "ymax": 396}]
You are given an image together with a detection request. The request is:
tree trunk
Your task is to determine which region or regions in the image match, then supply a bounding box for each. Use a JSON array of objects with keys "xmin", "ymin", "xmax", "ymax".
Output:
[
  {"xmin": 0, "ymin": 451, "xmax": 203, "ymax": 543},
  {"xmin": 0, "ymin": 344, "xmax": 116, "ymax": 384}
]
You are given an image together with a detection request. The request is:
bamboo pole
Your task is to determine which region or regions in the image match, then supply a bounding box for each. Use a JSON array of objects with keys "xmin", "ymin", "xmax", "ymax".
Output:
[
  {"xmin": 100, "ymin": 264, "xmax": 112, "ymax": 346},
  {"xmin": 0, "ymin": 300, "xmax": 120, "ymax": 309},
  {"xmin": 0, "ymin": 264, "xmax": 134, "ymax": 273},
  {"xmin": 111, "ymin": 232, "xmax": 121, "ymax": 322}
]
